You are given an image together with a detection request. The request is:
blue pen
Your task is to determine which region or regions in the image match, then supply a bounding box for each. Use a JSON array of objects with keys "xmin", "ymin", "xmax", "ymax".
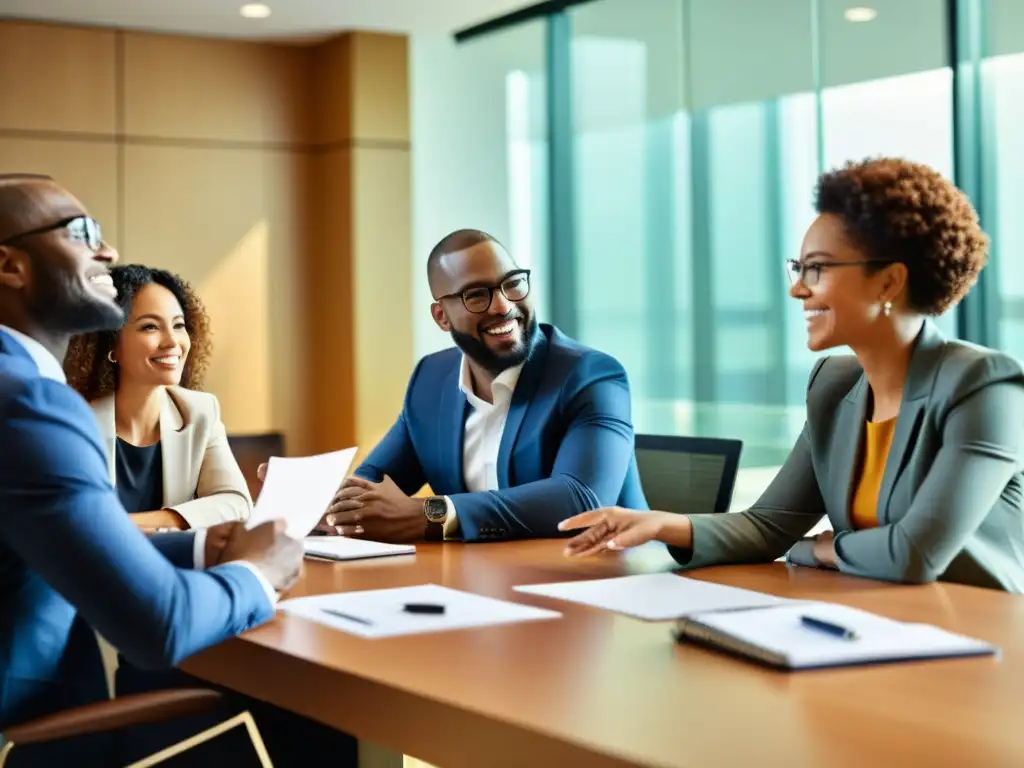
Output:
[{"xmin": 800, "ymin": 615, "xmax": 859, "ymax": 640}]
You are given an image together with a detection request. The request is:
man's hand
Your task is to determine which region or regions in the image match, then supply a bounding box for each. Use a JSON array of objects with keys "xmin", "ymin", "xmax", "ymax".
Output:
[
  {"xmin": 318, "ymin": 475, "xmax": 424, "ymax": 543},
  {"xmin": 204, "ymin": 521, "xmax": 243, "ymax": 567},
  {"xmin": 219, "ymin": 519, "xmax": 304, "ymax": 595},
  {"xmin": 812, "ymin": 530, "xmax": 838, "ymax": 569}
]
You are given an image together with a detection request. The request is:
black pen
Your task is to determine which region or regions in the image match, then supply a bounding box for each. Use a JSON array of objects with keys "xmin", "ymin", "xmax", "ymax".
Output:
[
  {"xmin": 322, "ymin": 608, "xmax": 373, "ymax": 626},
  {"xmin": 800, "ymin": 615, "xmax": 859, "ymax": 640}
]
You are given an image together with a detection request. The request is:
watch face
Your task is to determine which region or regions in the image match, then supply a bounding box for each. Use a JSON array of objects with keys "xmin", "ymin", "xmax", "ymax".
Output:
[{"xmin": 424, "ymin": 498, "xmax": 447, "ymax": 523}]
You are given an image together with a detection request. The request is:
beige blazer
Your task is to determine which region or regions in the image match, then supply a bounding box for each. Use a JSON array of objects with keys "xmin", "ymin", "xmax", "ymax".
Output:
[
  {"xmin": 673, "ymin": 321, "xmax": 1024, "ymax": 592},
  {"xmin": 91, "ymin": 386, "xmax": 252, "ymax": 528}
]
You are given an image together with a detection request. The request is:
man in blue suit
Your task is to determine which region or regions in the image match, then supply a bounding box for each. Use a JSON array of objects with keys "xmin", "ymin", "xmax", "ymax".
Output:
[
  {"xmin": 320, "ymin": 228, "xmax": 647, "ymax": 543},
  {"xmin": 0, "ymin": 174, "xmax": 305, "ymax": 763}
]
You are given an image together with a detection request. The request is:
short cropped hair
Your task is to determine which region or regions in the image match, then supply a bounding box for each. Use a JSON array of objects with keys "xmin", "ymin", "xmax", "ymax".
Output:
[{"xmin": 814, "ymin": 158, "xmax": 988, "ymax": 315}]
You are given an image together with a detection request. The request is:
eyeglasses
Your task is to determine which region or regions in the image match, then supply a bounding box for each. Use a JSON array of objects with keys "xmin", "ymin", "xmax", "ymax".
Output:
[
  {"xmin": 0, "ymin": 215, "xmax": 104, "ymax": 252},
  {"xmin": 434, "ymin": 269, "xmax": 531, "ymax": 314},
  {"xmin": 785, "ymin": 258, "xmax": 893, "ymax": 288}
]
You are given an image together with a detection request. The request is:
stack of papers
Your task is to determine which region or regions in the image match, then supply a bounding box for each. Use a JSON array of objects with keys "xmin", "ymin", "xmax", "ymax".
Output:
[
  {"xmin": 280, "ymin": 583, "xmax": 561, "ymax": 639},
  {"xmin": 246, "ymin": 448, "xmax": 358, "ymax": 539},
  {"xmin": 514, "ymin": 572, "xmax": 787, "ymax": 620},
  {"xmin": 303, "ymin": 537, "xmax": 415, "ymax": 561}
]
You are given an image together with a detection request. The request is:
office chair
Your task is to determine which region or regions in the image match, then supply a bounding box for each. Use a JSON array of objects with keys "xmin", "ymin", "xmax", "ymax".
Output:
[
  {"xmin": 634, "ymin": 434, "xmax": 743, "ymax": 515},
  {"xmin": 227, "ymin": 432, "xmax": 285, "ymax": 500},
  {"xmin": 0, "ymin": 688, "xmax": 273, "ymax": 767}
]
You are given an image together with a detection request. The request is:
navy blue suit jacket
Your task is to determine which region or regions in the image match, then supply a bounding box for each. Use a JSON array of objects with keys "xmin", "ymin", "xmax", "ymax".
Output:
[
  {"xmin": 0, "ymin": 330, "xmax": 274, "ymax": 728},
  {"xmin": 355, "ymin": 324, "xmax": 647, "ymax": 540}
]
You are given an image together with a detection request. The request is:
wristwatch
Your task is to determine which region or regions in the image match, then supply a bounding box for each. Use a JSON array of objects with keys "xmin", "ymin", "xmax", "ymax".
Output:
[{"xmin": 423, "ymin": 497, "xmax": 447, "ymax": 542}]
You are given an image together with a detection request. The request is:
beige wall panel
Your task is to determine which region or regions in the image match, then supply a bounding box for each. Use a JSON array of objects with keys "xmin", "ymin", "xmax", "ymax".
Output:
[
  {"xmin": 0, "ymin": 137, "xmax": 119, "ymax": 245},
  {"xmin": 0, "ymin": 21, "xmax": 116, "ymax": 135},
  {"xmin": 351, "ymin": 147, "xmax": 413, "ymax": 453},
  {"xmin": 123, "ymin": 32, "xmax": 310, "ymax": 145},
  {"xmin": 311, "ymin": 36, "xmax": 353, "ymax": 147},
  {"xmin": 122, "ymin": 144, "xmax": 271, "ymax": 434},
  {"xmin": 307, "ymin": 148, "xmax": 355, "ymax": 454},
  {"xmin": 350, "ymin": 34, "xmax": 410, "ymax": 145},
  {"xmin": 264, "ymin": 149, "xmax": 313, "ymax": 455}
]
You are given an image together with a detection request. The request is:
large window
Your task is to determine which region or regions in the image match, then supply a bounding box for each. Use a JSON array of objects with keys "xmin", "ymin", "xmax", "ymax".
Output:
[{"xmin": 442, "ymin": 0, "xmax": 1014, "ymax": 469}]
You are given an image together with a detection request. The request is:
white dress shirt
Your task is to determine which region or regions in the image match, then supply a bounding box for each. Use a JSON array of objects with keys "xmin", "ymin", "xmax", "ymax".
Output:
[
  {"xmin": 0, "ymin": 324, "xmax": 277, "ymax": 605},
  {"xmin": 443, "ymin": 356, "xmax": 524, "ymax": 537}
]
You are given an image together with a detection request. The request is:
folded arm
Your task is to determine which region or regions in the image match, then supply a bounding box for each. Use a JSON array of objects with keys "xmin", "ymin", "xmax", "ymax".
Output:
[
  {"xmin": 167, "ymin": 400, "xmax": 252, "ymax": 528},
  {"xmin": 0, "ymin": 381, "xmax": 273, "ymax": 670},
  {"xmin": 832, "ymin": 380, "xmax": 1023, "ymax": 584},
  {"xmin": 450, "ymin": 357, "xmax": 637, "ymax": 540}
]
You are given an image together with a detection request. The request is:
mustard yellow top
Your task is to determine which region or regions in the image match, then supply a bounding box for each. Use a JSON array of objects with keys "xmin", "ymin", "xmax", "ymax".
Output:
[{"xmin": 849, "ymin": 418, "xmax": 897, "ymax": 530}]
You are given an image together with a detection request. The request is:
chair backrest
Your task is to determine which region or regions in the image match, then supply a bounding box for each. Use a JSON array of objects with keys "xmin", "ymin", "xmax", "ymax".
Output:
[
  {"xmin": 227, "ymin": 432, "xmax": 285, "ymax": 501},
  {"xmin": 634, "ymin": 434, "xmax": 742, "ymax": 515}
]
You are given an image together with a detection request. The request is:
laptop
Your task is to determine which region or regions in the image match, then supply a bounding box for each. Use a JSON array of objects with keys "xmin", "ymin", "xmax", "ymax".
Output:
[{"xmin": 634, "ymin": 435, "xmax": 742, "ymax": 515}]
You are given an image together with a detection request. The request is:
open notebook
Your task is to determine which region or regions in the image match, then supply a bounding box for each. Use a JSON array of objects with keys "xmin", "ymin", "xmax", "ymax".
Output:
[{"xmin": 672, "ymin": 602, "xmax": 999, "ymax": 670}]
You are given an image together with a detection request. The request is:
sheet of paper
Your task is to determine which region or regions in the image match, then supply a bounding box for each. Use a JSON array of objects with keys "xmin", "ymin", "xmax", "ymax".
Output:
[
  {"xmin": 691, "ymin": 602, "xmax": 998, "ymax": 668},
  {"xmin": 514, "ymin": 572, "xmax": 788, "ymax": 621},
  {"xmin": 247, "ymin": 448, "xmax": 357, "ymax": 539},
  {"xmin": 279, "ymin": 583, "xmax": 562, "ymax": 639},
  {"xmin": 303, "ymin": 537, "xmax": 415, "ymax": 561}
]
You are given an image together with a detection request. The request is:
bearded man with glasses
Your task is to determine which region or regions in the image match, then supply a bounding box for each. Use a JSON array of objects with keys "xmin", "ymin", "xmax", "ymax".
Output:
[{"xmin": 313, "ymin": 228, "xmax": 648, "ymax": 543}]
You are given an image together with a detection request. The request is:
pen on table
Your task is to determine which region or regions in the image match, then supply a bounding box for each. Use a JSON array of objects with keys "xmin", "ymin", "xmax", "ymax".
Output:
[
  {"xmin": 321, "ymin": 608, "xmax": 373, "ymax": 626},
  {"xmin": 800, "ymin": 615, "xmax": 859, "ymax": 640}
]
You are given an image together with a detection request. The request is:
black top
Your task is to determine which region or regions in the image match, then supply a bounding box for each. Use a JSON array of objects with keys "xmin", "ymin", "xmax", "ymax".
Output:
[{"xmin": 115, "ymin": 438, "xmax": 164, "ymax": 514}]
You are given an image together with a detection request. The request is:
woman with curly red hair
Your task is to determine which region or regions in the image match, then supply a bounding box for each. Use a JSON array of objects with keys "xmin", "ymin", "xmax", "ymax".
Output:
[
  {"xmin": 64, "ymin": 264, "xmax": 250, "ymax": 533},
  {"xmin": 560, "ymin": 158, "xmax": 1024, "ymax": 592}
]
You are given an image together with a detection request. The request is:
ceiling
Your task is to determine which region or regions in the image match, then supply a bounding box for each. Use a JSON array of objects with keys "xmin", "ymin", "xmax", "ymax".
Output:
[{"xmin": 0, "ymin": 0, "xmax": 530, "ymax": 40}]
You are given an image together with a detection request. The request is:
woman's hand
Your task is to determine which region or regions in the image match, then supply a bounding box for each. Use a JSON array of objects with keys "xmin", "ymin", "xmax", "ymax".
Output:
[
  {"xmin": 558, "ymin": 508, "xmax": 688, "ymax": 557},
  {"xmin": 131, "ymin": 510, "xmax": 188, "ymax": 532},
  {"xmin": 811, "ymin": 530, "xmax": 838, "ymax": 569}
]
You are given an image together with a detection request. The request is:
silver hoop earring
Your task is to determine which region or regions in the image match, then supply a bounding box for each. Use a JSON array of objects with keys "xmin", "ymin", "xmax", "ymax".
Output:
[
  {"xmin": 107, "ymin": 351, "xmax": 116, "ymax": 364},
  {"xmin": 883, "ymin": 301, "xmax": 892, "ymax": 317}
]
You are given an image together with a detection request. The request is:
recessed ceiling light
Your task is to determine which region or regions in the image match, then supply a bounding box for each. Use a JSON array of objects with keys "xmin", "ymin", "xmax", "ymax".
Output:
[
  {"xmin": 844, "ymin": 6, "xmax": 877, "ymax": 22},
  {"xmin": 240, "ymin": 3, "xmax": 271, "ymax": 19}
]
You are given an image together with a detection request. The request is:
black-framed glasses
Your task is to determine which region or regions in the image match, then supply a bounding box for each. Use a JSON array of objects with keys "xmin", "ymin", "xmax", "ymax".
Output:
[
  {"xmin": 0, "ymin": 215, "xmax": 103, "ymax": 252},
  {"xmin": 434, "ymin": 269, "xmax": 531, "ymax": 314},
  {"xmin": 785, "ymin": 258, "xmax": 893, "ymax": 287}
]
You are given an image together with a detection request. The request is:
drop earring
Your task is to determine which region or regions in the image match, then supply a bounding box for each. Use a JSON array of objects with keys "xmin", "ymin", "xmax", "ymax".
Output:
[{"xmin": 883, "ymin": 300, "xmax": 892, "ymax": 317}]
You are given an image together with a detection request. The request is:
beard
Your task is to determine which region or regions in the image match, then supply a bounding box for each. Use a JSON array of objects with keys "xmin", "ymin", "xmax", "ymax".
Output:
[
  {"xmin": 26, "ymin": 251, "xmax": 123, "ymax": 335},
  {"xmin": 450, "ymin": 312, "xmax": 537, "ymax": 376}
]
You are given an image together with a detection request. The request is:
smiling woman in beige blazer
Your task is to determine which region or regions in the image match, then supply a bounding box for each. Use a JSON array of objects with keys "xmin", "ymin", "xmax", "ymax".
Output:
[
  {"xmin": 64, "ymin": 264, "xmax": 251, "ymax": 532},
  {"xmin": 559, "ymin": 158, "xmax": 1024, "ymax": 592}
]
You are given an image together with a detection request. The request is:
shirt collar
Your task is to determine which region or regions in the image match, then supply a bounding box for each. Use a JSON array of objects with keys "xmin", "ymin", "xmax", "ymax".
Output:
[
  {"xmin": 458, "ymin": 355, "xmax": 524, "ymax": 406},
  {"xmin": 0, "ymin": 325, "xmax": 67, "ymax": 384}
]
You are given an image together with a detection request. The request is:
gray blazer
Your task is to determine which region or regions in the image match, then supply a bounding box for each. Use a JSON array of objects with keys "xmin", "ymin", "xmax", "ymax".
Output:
[{"xmin": 673, "ymin": 321, "xmax": 1024, "ymax": 592}]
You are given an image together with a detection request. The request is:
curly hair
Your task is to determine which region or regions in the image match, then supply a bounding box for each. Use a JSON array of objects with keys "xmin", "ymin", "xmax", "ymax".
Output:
[
  {"xmin": 814, "ymin": 157, "xmax": 989, "ymax": 316},
  {"xmin": 64, "ymin": 264, "xmax": 213, "ymax": 401}
]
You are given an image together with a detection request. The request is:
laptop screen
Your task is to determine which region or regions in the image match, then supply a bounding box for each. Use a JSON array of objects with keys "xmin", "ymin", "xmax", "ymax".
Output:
[{"xmin": 635, "ymin": 448, "xmax": 731, "ymax": 515}]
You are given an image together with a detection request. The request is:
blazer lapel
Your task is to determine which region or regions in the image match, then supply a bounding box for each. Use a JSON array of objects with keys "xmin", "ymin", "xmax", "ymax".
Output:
[
  {"xmin": 91, "ymin": 395, "xmax": 117, "ymax": 485},
  {"xmin": 159, "ymin": 388, "xmax": 195, "ymax": 507},
  {"xmin": 437, "ymin": 366, "xmax": 468, "ymax": 493},
  {"xmin": 876, "ymin": 321, "xmax": 944, "ymax": 523},
  {"xmin": 496, "ymin": 327, "xmax": 549, "ymax": 489},
  {"xmin": 832, "ymin": 374, "xmax": 869, "ymax": 530}
]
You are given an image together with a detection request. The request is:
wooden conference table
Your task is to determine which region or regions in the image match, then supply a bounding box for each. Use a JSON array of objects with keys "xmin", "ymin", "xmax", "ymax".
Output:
[{"xmin": 183, "ymin": 541, "xmax": 1024, "ymax": 768}]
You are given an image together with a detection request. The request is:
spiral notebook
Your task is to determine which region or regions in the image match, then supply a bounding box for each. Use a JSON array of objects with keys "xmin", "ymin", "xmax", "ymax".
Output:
[{"xmin": 672, "ymin": 602, "xmax": 999, "ymax": 670}]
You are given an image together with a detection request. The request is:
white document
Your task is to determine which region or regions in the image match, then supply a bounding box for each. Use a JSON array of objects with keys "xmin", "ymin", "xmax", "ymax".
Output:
[
  {"xmin": 247, "ymin": 448, "xmax": 357, "ymax": 539},
  {"xmin": 679, "ymin": 602, "xmax": 998, "ymax": 669},
  {"xmin": 514, "ymin": 572, "xmax": 788, "ymax": 621},
  {"xmin": 303, "ymin": 537, "xmax": 415, "ymax": 562},
  {"xmin": 279, "ymin": 583, "xmax": 562, "ymax": 639}
]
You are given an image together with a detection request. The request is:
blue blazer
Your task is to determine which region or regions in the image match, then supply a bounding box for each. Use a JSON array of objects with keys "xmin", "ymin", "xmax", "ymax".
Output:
[
  {"xmin": 0, "ymin": 330, "xmax": 274, "ymax": 729},
  {"xmin": 356, "ymin": 324, "xmax": 647, "ymax": 540}
]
